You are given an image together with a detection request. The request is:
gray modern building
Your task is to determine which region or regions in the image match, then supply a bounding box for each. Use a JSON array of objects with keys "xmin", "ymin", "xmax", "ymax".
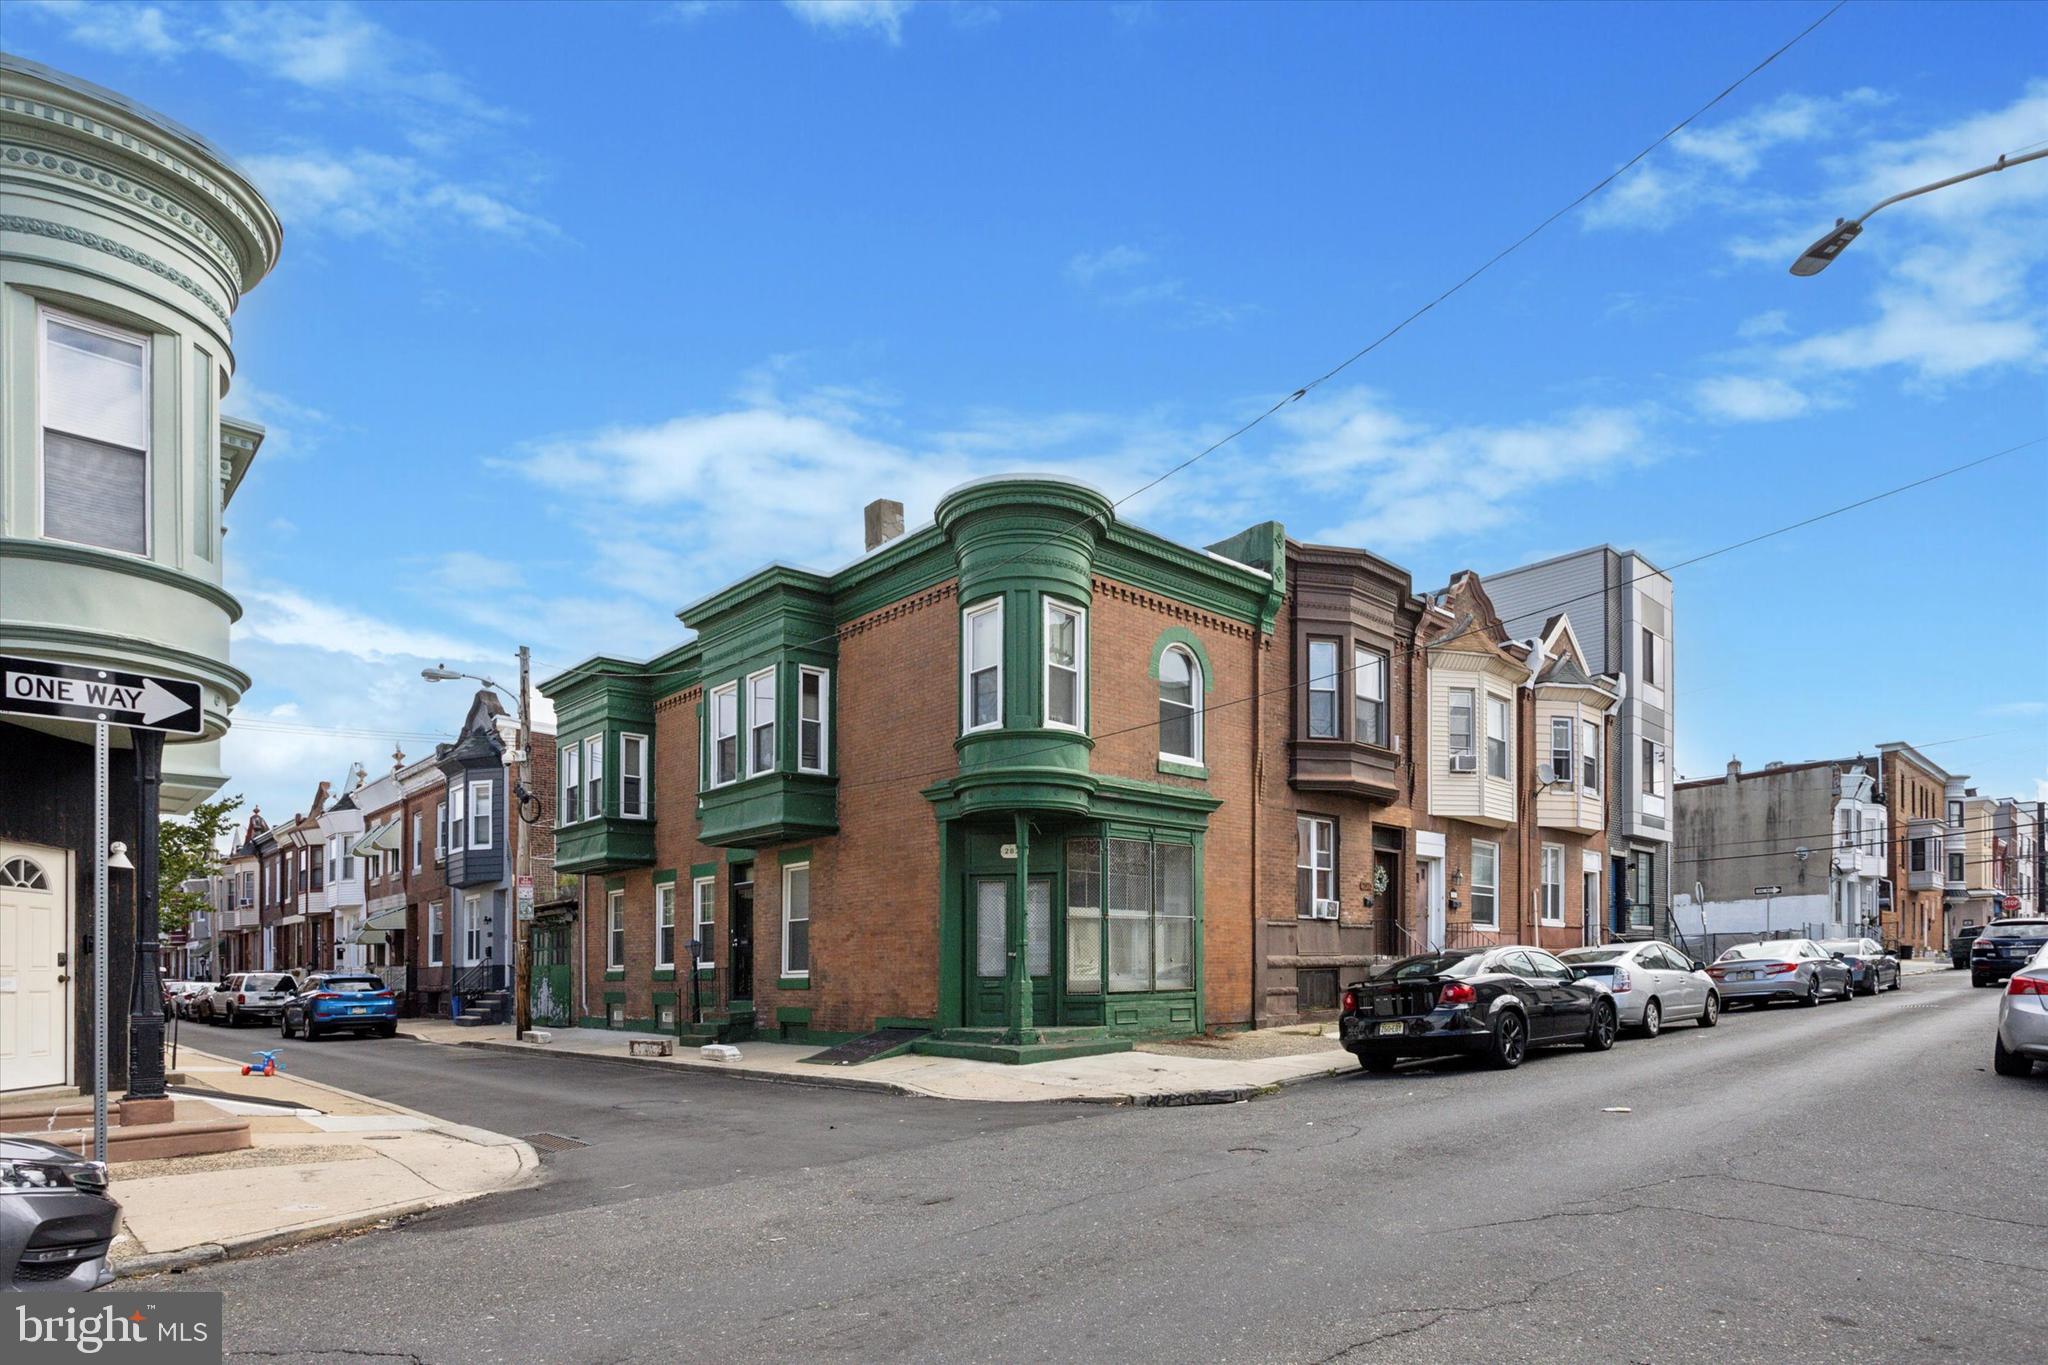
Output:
[{"xmin": 1481, "ymin": 546, "xmax": 1673, "ymax": 939}]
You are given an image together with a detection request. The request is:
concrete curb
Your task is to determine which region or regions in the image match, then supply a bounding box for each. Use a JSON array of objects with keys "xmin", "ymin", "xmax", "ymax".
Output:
[
  {"xmin": 112, "ymin": 1188, "xmax": 496, "ymax": 1281},
  {"xmin": 458, "ymin": 1036, "xmax": 1352, "ymax": 1107}
]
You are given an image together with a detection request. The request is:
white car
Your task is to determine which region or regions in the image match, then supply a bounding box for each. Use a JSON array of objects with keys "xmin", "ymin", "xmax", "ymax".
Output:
[
  {"xmin": 1558, "ymin": 940, "xmax": 1721, "ymax": 1036},
  {"xmin": 201, "ymin": 971, "xmax": 298, "ymax": 1026}
]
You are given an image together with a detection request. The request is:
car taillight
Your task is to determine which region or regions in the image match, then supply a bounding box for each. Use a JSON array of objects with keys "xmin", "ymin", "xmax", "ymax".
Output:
[
  {"xmin": 1611, "ymin": 967, "xmax": 1633, "ymax": 993},
  {"xmin": 2009, "ymin": 974, "xmax": 2048, "ymax": 996},
  {"xmin": 1439, "ymin": 982, "xmax": 1477, "ymax": 1006},
  {"xmin": 374, "ymin": 990, "xmax": 393, "ymax": 1000},
  {"xmin": 1765, "ymin": 962, "xmax": 1801, "ymax": 975},
  {"xmin": 1706, "ymin": 966, "xmax": 1727, "ymax": 979},
  {"xmin": 237, "ymin": 993, "xmax": 247, "ymax": 1003},
  {"xmin": 1340, "ymin": 988, "xmax": 1361, "ymax": 1014},
  {"xmin": 310, "ymin": 992, "xmax": 339, "ymax": 1001}
]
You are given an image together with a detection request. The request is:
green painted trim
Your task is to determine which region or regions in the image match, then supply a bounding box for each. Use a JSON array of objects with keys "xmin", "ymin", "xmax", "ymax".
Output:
[
  {"xmin": 780, "ymin": 845, "xmax": 813, "ymax": 866},
  {"xmin": 695, "ymin": 966, "xmax": 716, "ymax": 981},
  {"xmin": 689, "ymin": 862, "xmax": 717, "ymax": 880},
  {"xmin": 651, "ymin": 991, "xmax": 678, "ymax": 1013},
  {"xmin": 604, "ymin": 875, "xmax": 626, "ymax": 892},
  {"xmin": 727, "ymin": 847, "xmax": 755, "ymax": 866},
  {"xmin": 557, "ymin": 818, "xmax": 656, "ymax": 875},
  {"xmin": 876, "ymin": 1016, "xmax": 936, "ymax": 1031},
  {"xmin": 774, "ymin": 1006, "xmax": 812, "ymax": 1025},
  {"xmin": 0, "ymin": 536, "xmax": 246, "ymax": 623},
  {"xmin": 653, "ymin": 868, "xmax": 678, "ymax": 885},
  {"xmin": 575, "ymin": 1015, "xmax": 609, "ymax": 1030},
  {"xmin": 653, "ymin": 968, "xmax": 676, "ymax": 982},
  {"xmin": 603, "ymin": 969, "xmax": 624, "ymax": 981},
  {"xmin": 603, "ymin": 991, "xmax": 625, "ymax": 1003},
  {"xmin": 1147, "ymin": 627, "xmax": 1216, "ymax": 690},
  {"xmin": 776, "ymin": 975, "xmax": 812, "ymax": 991},
  {"xmin": 1157, "ymin": 758, "xmax": 1209, "ymax": 780}
]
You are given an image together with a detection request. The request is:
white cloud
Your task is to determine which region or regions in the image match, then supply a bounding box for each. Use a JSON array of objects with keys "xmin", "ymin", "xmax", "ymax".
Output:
[
  {"xmin": 243, "ymin": 148, "xmax": 554, "ymax": 242},
  {"xmin": 784, "ymin": 0, "xmax": 913, "ymax": 43},
  {"xmin": 1068, "ymin": 245, "xmax": 1151, "ymax": 284},
  {"xmin": 1737, "ymin": 309, "xmax": 1792, "ymax": 339},
  {"xmin": 235, "ymin": 587, "xmax": 499, "ymax": 664},
  {"xmin": 1694, "ymin": 375, "xmax": 1811, "ymax": 423},
  {"xmin": 20, "ymin": 0, "xmax": 183, "ymax": 57},
  {"xmin": 1066, "ymin": 244, "xmax": 1241, "ymax": 327}
]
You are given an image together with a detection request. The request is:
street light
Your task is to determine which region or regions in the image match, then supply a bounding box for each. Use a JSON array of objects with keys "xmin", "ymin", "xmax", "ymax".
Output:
[{"xmin": 1790, "ymin": 147, "xmax": 2047, "ymax": 276}]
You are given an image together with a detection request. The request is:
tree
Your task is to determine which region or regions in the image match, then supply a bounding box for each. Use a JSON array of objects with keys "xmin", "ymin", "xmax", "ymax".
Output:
[{"xmin": 159, "ymin": 795, "xmax": 243, "ymax": 934}]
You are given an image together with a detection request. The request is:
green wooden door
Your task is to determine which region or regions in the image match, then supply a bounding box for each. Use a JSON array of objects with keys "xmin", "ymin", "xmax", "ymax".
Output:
[
  {"xmin": 966, "ymin": 875, "xmax": 1054, "ymax": 1028},
  {"xmin": 529, "ymin": 921, "xmax": 572, "ymax": 1027}
]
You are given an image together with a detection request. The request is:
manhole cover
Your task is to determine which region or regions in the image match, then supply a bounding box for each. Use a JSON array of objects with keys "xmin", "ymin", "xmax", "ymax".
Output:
[{"xmin": 522, "ymin": 1132, "xmax": 588, "ymax": 1153}]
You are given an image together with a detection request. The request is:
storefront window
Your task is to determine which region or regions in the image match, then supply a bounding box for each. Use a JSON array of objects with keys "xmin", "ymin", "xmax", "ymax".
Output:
[
  {"xmin": 1066, "ymin": 838, "xmax": 1102, "ymax": 994},
  {"xmin": 1107, "ymin": 838, "xmax": 1152, "ymax": 992}
]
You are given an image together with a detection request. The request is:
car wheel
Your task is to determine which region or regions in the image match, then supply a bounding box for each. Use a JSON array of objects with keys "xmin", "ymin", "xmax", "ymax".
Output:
[
  {"xmin": 1698, "ymin": 991, "xmax": 1721, "ymax": 1028},
  {"xmin": 304, "ymin": 1021, "xmax": 322, "ymax": 1041},
  {"xmin": 1357, "ymin": 1049, "xmax": 1397, "ymax": 1074},
  {"xmin": 1890, "ymin": 970, "xmax": 1903, "ymax": 992},
  {"xmin": 1993, "ymin": 1034, "xmax": 2033, "ymax": 1078},
  {"xmin": 1639, "ymin": 998, "xmax": 1662, "ymax": 1038},
  {"xmin": 1972, "ymin": 975, "xmax": 1990, "ymax": 988},
  {"xmin": 1584, "ymin": 1001, "xmax": 1617, "ymax": 1051},
  {"xmin": 376, "ymin": 1022, "xmax": 397, "ymax": 1039},
  {"xmin": 1801, "ymin": 976, "xmax": 1821, "ymax": 1007},
  {"xmin": 280, "ymin": 1013, "xmax": 293, "ymax": 1039},
  {"xmin": 1486, "ymin": 1011, "xmax": 1527, "ymax": 1070},
  {"xmin": 227, "ymin": 1005, "xmax": 241, "ymax": 1027}
]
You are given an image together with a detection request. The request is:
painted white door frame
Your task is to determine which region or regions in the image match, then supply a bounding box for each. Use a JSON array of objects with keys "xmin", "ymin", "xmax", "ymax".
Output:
[{"xmin": 1, "ymin": 841, "xmax": 73, "ymax": 1092}]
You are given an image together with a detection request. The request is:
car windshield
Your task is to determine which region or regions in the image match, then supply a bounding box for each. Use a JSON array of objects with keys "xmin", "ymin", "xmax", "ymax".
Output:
[
  {"xmin": 1559, "ymin": 948, "xmax": 1628, "ymax": 963},
  {"xmin": 320, "ymin": 978, "xmax": 385, "ymax": 994},
  {"xmin": 1817, "ymin": 941, "xmax": 1864, "ymax": 955},
  {"xmin": 1983, "ymin": 921, "xmax": 2048, "ymax": 939},
  {"xmin": 1371, "ymin": 951, "xmax": 1483, "ymax": 981},
  {"xmin": 1717, "ymin": 942, "xmax": 1797, "ymax": 962}
]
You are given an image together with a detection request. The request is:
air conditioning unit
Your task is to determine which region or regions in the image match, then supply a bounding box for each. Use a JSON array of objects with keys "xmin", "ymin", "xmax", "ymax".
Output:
[
  {"xmin": 1312, "ymin": 900, "xmax": 1341, "ymax": 921},
  {"xmin": 1449, "ymin": 752, "xmax": 1477, "ymax": 773}
]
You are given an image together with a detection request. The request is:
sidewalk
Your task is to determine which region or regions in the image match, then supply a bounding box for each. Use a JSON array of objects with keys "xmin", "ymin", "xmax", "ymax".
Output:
[
  {"xmin": 1901, "ymin": 956, "xmax": 1955, "ymax": 976},
  {"xmin": 108, "ymin": 1045, "xmax": 538, "ymax": 1278},
  {"xmin": 450, "ymin": 1025, "xmax": 1352, "ymax": 1104}
]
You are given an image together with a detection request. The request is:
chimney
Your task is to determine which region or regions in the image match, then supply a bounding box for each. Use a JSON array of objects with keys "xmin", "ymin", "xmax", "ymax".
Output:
[
  {"xmin": 1725, "ymin": 756, "xmax": 1741, "ymax": 786},
  {"xmin": 864, "ymin": 498, "xmax": 905, "ymax": 551}
]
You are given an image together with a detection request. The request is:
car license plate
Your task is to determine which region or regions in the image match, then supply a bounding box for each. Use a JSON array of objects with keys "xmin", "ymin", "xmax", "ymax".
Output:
[
  {"xmin": 349, "ymin": 1006, "xmax": 366, "ymax": 1014},
  {"xmin": 1375, "ymin": 1021, "xmax": 1405, "ymax": 1037}
]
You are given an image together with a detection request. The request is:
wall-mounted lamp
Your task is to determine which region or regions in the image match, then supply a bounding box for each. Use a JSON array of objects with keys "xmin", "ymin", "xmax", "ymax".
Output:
[{"xmin": 107, "ymin": 842, "xmax": 133, "ymax": 872}]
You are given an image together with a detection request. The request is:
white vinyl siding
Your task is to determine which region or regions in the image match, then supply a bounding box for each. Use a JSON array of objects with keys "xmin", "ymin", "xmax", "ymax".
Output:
[
  {"xmin": 798, "ymin": 667, "xmax": 829, "ymax": 774},
  {"xmin": 1043, "ymin": 598, "xmax": 1085, "ymax": 731},
  {"xmin": 39, "ymin": 308, "xmax": 150, "ymax": 557},
  {"xmin": 781, "ymin": 862, "xmax": 811, "ymax": 978},
  {"xmin": 962, "ymin": 599, "xmax": 1003, "ymax": 732},
  {"xmin": 620, "ymin": 733, "xmax": 648, "ymax": 818}
]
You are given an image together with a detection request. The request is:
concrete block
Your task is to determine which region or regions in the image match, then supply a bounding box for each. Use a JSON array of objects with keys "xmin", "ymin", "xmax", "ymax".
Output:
[
  {"xmin": 699, "ymin": 1043, "xmax": 741, "ymax": 1063},
  {"xmin": 528, "ymin": 1030, "xmax": 553, "ymax": 1045},
  {"xmin": 628, "ymin": 1039, "xmax": 673, "ymax": 1058}
]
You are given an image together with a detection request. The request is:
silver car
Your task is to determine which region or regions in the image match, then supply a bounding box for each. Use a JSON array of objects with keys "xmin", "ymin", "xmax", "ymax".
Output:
[
  {"xmin": 201, "ymin": 971, "xmax": 297, "ymax": 1026},
  {"xmin": 1707, "ymin": 939, "xmax": 1853, "ymax": 1008},
  {"xmin": 1993, "ymin": 942, "xmax": 2048, "ymax": 1078},
  {"xmin": 1558, "ymin": 941, "xmax": 1720, "ymax": 1036}
]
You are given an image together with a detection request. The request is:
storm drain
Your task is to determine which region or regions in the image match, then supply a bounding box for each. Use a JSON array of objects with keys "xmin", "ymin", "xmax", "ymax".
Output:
[{"xmin": 522, "ymin": 1132, "xmax": 589, "ymax": 1154}]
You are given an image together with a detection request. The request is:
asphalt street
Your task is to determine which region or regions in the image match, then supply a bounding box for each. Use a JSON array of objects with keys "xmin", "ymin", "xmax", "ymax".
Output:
[{"xmin": 148, "ymin": 970, "xmax": 2044, "ymax": 1364}]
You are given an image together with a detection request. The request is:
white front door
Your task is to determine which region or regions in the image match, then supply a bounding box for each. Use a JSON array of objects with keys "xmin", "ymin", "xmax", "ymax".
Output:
[
  {"xmin": 1422, "ymin": 857, "xmax": 1446, "ymax": 950},
  {"xmin": 1, "ymin": 842, "xmax": 71, "ymax": 1092}
]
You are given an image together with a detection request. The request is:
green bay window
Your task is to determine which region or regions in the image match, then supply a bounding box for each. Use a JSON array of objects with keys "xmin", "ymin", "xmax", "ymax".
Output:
[
  {"xmin": 962, "ymin": 599, "xmax": 1003, "ymax": 731},
  {"xmin": 561, "ymin": 743, "xmax": 582, "ymax": 824},
  {"xmin": 748, "ymin": 668, "xmax": 776, "ymax": 775},
  {"xmin": 1043, "ymin": 598, "xmax": 1085, "ymax": 730},
  {"xmin": 620, "ymin": 733, "xmax": 648, "ymax": 818}
]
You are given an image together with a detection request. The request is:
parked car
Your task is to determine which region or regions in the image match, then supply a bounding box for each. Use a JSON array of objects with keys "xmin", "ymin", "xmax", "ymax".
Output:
[
  {"xmin": 161, "ymin": 980, "xmax": 211, "ymax": 1020},
  {"xmin": 1557, "ymin": 941, "xmax": 1720, "ymax": 1035},
  {"xmin": 280, "ymin": 973, "xmax": 399, "ymax": 1040},
  {"xmin": 1993, "ymin": 943, "xmax": 2048, "ymax": 1078},
  {"xmin": 1971, "ymin": 918, "xmax": 2048, "ymax": 988},
  {"xmin": 1, "ymin": 1136, "xmax": 116, "ymax": 1292},
  {"xmin": 1339, "ymin": 946, "xmax": 1617, "ymax": 1072},
  {"xmin": 1950, "ymin": 924, "xmax": 1984, "ymax": 969},
  {"xmin": 1706, "ymin": 939, "xmax": 1853, "ymax": 1008},
  {"xmin": 201, "ymin": 972, "xmax": 297, "ymax": 1026},
  {"xmin": 1817, "ymin": 938, "xmax": 1901, "ymax": 996}
]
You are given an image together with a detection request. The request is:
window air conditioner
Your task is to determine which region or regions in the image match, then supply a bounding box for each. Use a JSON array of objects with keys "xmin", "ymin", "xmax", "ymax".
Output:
[
  {"xmin": 1449, "ymin": 752, "xmax": 1477, "ymax": 773},
  {"xmin": 1312, "ymin": 899, "xmax": 1341, "ymax": 921}
]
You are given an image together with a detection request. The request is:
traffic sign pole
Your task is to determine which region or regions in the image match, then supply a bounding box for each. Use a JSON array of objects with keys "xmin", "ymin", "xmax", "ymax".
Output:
[{"xmin": 92, "ymin": 721, "xmax": 109, "ymax": 1166}]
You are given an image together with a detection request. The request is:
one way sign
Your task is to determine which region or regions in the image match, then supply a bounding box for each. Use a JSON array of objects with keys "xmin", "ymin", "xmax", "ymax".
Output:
[{"xmin": 0, "ymin": 655, "xmax": 204, "ymax": 735}]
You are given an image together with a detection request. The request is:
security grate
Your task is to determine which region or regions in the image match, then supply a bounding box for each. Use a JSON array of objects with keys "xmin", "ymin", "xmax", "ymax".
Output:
[{"xmin": 521, "ymin": 1132, "xmax": 588, "ymax": 1154}]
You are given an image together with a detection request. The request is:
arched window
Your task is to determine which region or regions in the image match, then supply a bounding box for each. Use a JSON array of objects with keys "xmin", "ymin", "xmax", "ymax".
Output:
[
  {"xmin": 1, "ymin": 857, "xmax": 51, "ymax": 890},
  {"xmin": 1159, "ymin": 646, "xmax": 1201, "ymax": 762}
]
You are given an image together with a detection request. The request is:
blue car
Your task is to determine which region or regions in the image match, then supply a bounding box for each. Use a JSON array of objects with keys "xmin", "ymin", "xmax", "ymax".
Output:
[{"xmin": 280, "ymin": 973, "xmax": 399, "ymax": 1040}]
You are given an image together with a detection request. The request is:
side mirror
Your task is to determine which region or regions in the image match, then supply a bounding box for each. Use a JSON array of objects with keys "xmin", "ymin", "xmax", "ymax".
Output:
[
  {"xmin": 1567, "ymin": 966, "xmax": 1587, "ymax": 981},
  {"xmin": 1691, "ymin": 960, "xmax": 1706, "ymax": 972}
]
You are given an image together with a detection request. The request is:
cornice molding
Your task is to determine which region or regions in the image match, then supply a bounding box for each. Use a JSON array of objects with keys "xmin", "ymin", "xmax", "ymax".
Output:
[
  {"xmin": 0, "ymin": 535, "xmax": 244, "ymax": 621},
  {"xmin": 0, "ymin": 213, "xmax": 230, "ymax": 325},
  {"xmin": 2, "ymin": 140, "xmax": 243, "ymax": 290}
]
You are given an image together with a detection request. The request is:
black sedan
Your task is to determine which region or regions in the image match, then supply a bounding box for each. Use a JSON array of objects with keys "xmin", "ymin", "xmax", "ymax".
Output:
[
  {"xmin": 1972, "ymin": 918, "xmax": 2048, "ymax": 988},
  {"xmin": 1339, "ymin": 946, "xmax": 1618, "ymax": 1072},
  {"xmin": 1817, "ymin": 938, "xmax": 1901, "ymax": 996},
  {"xmin": 2, "ymin": 1137, "xmax": 117, "ymax": 1292}
]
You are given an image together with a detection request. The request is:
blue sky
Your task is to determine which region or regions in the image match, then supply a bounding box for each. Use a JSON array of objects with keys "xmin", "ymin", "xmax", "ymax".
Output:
[{"xmin": 12, "ymin": 0, "xmax": 2046, "ymax": 827}]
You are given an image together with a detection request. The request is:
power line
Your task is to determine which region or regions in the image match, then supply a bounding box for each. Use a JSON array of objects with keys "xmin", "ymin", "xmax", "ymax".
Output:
[{"xmin": 561, "ymin": 0, "xmax": 1850, "ymax": 692}]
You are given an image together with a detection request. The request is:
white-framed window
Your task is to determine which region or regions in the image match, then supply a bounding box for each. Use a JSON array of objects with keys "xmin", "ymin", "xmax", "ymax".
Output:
[
  {"xmin": 962, "ymin": 599, "xmax": 1003, "ymax": 732},
  {"xmin": 1540, "ymin": 844, "xmax": 1564, "ymax": 924},
  {"xmin": 1296, "ymin": 815, "xmax": 1337, "ymax": 918},
  {"xmin": 327, "ymin": 840, "xmax": 337, "ymax": 884},
  {"xmin": 1485, "ymin": 694, "xmax": 1510, "ymax": 779},
  {"xmin": 1158, "ymin": 645, "xmax": 1202, "ymax": 763},
  {"xmin": 1549, "ymin": 716, "xmax": 1574, "ymax": 786},
  {"xmin": 1641, "ymin": 739, "xmax": 1665, "ymax": 798},
  {"xmin": 1580, "ymin": 719, "xmax": 1600, "ymax": 791},
  {"xmin": 693, "ymin": 876, "xmax": 716, "ymax": 966},
  {"xmin": 781, "ymin": 862, "xmax": 811, "ymax": 978},
  {"xmin": 606, "ymin": 889, "xmax": 625, "ymax": 969},
  {"xmin": 561, "ymin": 742, "xmax": 582, "ymax": 824},
  {"xmin": 434, "ymin": 801, "xmax": 447, "ymax": 864},
  {"xmin": 1353, "ymin": 646, "xmax": 1387, "ymax": 747},
  {"xmin": 469, "ymin": 780, "xmax": 493, "ymax": 850},
  {"xmin": 1640, "ymin": 627, "xmax": 1659, "ymax": 688},
  {"xmin": 1043, "ymin": 598, "xmax": 1085, "ymax": 731},
  {"xmin": 38, "ymin": 307, "xmax": 151, "ymax": 557},
  {"xmin": 798, "ymin": 667, "xmax": 829, "ymax": 774},
  {"xmin": 1947, "ymin": 799, "xmax": 1964, "ymax": 827},
  {"xmin": 428, "ymin": 902, "xmax": 445, "ymax": 966},
  {"xmin": 710, "ymin": 683, "xmax": 739, "ymax": 785},
  {"xmin": 583, "ymin": 735, "xmax": 604, "ymax": 819},
  {"xmin": 1448, "ymin": 687, "xmax": 1476, "ymax": 768},
  {"xmin": 748, "ymin": 667, "xmax": 777, "ymax": 775},
  {"xmin": 412, "ymin": 813, "xmax": 423, "ymax": 871},
  {"xmin": 655, "ymin": 883, "xmax": 677, "ymax": 971},
  {"xmin": 620, "ymin": 733, "xmax": 648, "ymax": 819},
  {"xmin": 1307, "ymin": 639, "xmax": 1339, "ymax": 738},
  {"xmin": 1470, "ymin": 841, "xmax": 1499, "ymax": 928},
  {"xmin": 463, "ymin": 892, "xmax": 483, "ymax": 963},
  {"xmin": 449, "ymin": 786, "xmax": 465, "ymax": 851}
]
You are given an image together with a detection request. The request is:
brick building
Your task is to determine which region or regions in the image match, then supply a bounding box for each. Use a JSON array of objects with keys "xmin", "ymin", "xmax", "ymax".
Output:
[{"xmin": 1876, "ymin": 741, "xmax": 1952, "ymax": 955}]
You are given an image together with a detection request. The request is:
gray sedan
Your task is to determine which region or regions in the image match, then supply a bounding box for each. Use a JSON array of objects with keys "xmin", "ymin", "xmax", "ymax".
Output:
[
  {"xmin": 1558, "ymin": 941, "xmax": 1720, "ymax": 1036},
  {"xmin": 1707, "ymin": 939, "xmax": 1854, "ymax": 1008},
  {"xmin": 1993, "ymin": 943, "xmax": 2048, "ymax": 1078}
]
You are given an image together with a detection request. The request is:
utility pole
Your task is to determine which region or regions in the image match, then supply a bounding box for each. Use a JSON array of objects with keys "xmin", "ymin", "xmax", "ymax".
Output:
[{"xmin": 514, "ymin": 645, "xmax": 532, "ymax": 1041}]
